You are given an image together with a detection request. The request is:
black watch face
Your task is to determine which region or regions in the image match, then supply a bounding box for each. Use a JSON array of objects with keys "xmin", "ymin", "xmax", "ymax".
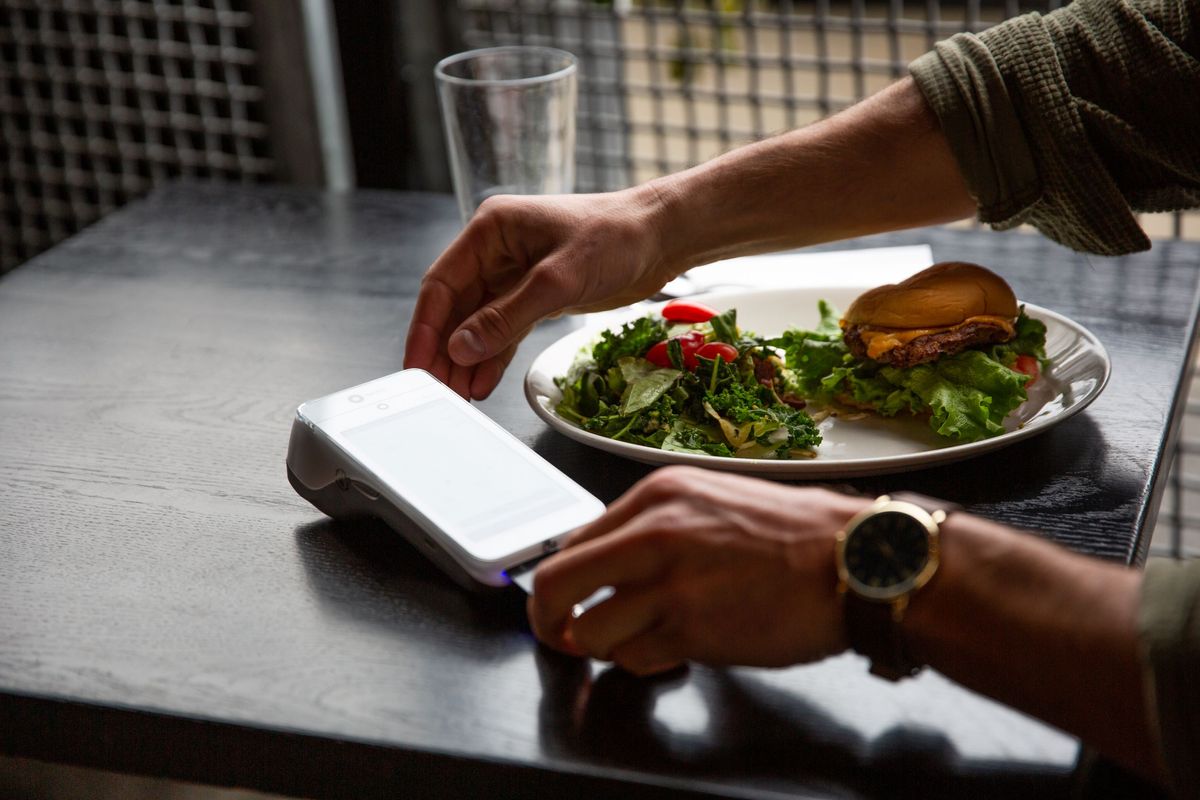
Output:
[{"xmin": 844, "ymin": 511, "xmax": 931, "ymax": 593}]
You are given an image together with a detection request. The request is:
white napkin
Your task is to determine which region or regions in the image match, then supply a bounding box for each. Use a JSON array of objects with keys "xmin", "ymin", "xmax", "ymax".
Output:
[{"xmin": 657, "ymin": 244, "xmax": 934, "ymax": 295}]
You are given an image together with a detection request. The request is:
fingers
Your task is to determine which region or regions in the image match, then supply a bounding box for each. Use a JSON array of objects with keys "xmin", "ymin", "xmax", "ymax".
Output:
[
  {"xmin": 405, "ymin": 271, "xmax": 483, "ymax": 392},
  {"xmin": 449, "ymin": 260, "xmax": 577, "ymax": 367},
  {"xmin": 567, "ymin": 583, "xmax": 664, "ymax": 661},
  {"xmin": 565, "ymin": 466, "xmax": 706, "ymax": 549},
  {"xmin": 555, "ymin": 586, "xmax": 687, "ymax": 675},
  {"xmin": 530, "ymin": 530, "xmax": 673, "ymax": 651},
  {"xmin": 447, "ymin": 360, "xmax": 475, "ymax": 400},
  {"xmin": 405, "ymin": 330, "xmax": 518, "ymax": 401},
  {"xmin": 468, "ymin": 343, "xmax": 519, "ymax": 400},
  {"xmin": 607, "ymin": 626, "xmax": 686, "ymax": 676},
  {"xmin": 404, "ymin": 238, "xmax": 486, "ymax": 373}
]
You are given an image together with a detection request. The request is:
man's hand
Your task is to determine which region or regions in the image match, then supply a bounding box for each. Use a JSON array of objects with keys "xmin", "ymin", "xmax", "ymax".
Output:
[
  {"xmin": 403, "ymin": 78, "xmax": 973, "ymax": 401},
  {"xmin": 403, "ymin": 188, "xmax": 676, "ymax": 400},
  {"xmin": 527, "ymin": 467, "xmax": 871, "ymax": 675}
]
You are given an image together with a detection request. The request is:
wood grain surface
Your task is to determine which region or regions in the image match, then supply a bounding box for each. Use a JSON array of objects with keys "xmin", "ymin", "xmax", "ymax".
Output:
[{"xmin": 1, "ymin": 183, "xmax": 1194, "ymax": 799}]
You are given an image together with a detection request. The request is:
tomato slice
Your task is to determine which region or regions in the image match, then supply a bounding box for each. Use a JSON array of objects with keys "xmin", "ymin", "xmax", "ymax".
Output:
[
  {"xmin": 1014, "ymin": 354, "xmax": 1040, "ymax": 385},
  {"xmin": 662, "ymin": 299, "xmax": 718, "ymax": 324},
  {"xmin": 695, "ymin": 342, "xmax": 739, "ymax": 364}
]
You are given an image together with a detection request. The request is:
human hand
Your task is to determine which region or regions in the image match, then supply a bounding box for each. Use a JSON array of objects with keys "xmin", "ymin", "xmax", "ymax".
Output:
[
  {"xmin": 527, "ymin": 467, "xmax": 871, "ymax": 675},
  {"xmin": 403, "ymin": 187, "xmax": 678, "ymax": 400}
]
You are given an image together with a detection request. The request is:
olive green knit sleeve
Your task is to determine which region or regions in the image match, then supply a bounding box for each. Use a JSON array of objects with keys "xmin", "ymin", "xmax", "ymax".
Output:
[
  {"xmin": 1139, "ymin": 558, "xmax": 1200, "ymax": 795},
  {"xmin": 910, "ymin": 0, "xmax": 1200, "ymax": 256}
]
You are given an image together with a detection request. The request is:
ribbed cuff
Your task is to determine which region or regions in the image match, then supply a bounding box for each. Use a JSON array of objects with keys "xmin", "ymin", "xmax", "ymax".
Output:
[
  {"xmin": 909, "ymin": 9, "xmax": 1150, "ymax": 255},
  {"xmin": 910, "ymin": 37, "xmax": 1041, "ymax": 227}
]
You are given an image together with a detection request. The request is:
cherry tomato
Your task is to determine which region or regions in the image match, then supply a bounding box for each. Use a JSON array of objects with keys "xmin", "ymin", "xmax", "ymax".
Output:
[
  {"xmin": 661, "ymin": 299, "xmax": 718, "ymax": 324},
  {"xmin": 645, "ymin": 331, "xmax": 707, "ymax": 369},
  {"xmin": 645, "ymin": 340, "xmax": 671, "ymax": 367},
  {"xmin": 1014, "ymin": 354, "xmax": 1040, "ymax": 385},
  {"xmin": 695, "ymin": 342, "xmax": 739, "ymax": 364},
  {"xmin": 676, "ymin": 331, "xmax": 707, "ymax": 369}
]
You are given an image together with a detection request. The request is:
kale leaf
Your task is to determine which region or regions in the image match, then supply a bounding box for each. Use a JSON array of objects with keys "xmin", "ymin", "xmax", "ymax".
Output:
[{"xmin": 592, "ymin": 316, "xmax": 668, "ymax": 373}]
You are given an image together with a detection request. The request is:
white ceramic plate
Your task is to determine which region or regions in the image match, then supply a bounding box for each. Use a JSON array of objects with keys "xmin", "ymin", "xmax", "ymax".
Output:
[{"xmin": 524, "ymin": 288, "xmax": 1111, "ymax": 478}]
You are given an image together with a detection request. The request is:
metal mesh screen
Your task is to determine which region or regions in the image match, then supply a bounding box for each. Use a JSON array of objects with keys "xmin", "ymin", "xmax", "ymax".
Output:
[
  {"xmin": 458, "ymin": 0, "xmax": 1200, "ymax": 557},
  {"xmin": 0, "ymin": 0, "xmax": 275, "ymax": 273},
  {"xmin": 457, "ymin": 0, "xmax": 1074, "ymax": 192}
]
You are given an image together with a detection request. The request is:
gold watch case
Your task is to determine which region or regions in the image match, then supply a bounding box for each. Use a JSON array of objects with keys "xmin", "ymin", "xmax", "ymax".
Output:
[{"xmin": 835, "ymin": 495, "xmax": 944, "ymax": 617}]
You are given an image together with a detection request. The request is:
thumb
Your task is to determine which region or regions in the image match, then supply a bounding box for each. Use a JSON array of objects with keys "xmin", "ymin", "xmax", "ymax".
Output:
[{"xmin": 448, "ymin": 268, "xmax": 572, "ymax": 365}]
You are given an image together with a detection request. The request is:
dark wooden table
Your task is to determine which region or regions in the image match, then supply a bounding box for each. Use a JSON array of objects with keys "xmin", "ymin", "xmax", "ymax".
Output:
[{"xmin": 2, "ymin": 183, "xmax": 1197, "ymax": 799}]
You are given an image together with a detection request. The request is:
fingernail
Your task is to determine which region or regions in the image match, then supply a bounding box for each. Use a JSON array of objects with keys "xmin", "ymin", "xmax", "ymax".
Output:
[{"xmin": 449, "ymin": 328, "xmax": 486, "ymax": 363}]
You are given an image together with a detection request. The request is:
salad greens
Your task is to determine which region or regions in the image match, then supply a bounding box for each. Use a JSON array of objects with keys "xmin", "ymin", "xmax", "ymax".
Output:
[
  {"xmin": 555, "ymin": 310, "xmax": 822, "ymax": 460},
  {"xmin": 554, "ymin": 299, "xmax": 1048, "ymax": 458}
]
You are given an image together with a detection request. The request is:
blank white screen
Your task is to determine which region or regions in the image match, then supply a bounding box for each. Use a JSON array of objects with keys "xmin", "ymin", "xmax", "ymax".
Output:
[{"xmin": 342, "ymin": 400, "xmax": 575, "ymax": 541}]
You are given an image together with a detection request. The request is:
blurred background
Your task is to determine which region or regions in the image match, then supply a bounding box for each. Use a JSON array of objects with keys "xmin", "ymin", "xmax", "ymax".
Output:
[{"xmin": 2, "ymin": 0, "xmax": 1197, "ymax": 533}]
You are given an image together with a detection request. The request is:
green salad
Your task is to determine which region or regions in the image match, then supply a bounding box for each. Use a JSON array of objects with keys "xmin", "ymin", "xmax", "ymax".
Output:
[
  {"xmin": 554, "ymin": 298, "xmax": 1048, "ymax": 459},
  {"xmin": 555, "ymin": 305, "xmax": 822, "ymax": 459}
]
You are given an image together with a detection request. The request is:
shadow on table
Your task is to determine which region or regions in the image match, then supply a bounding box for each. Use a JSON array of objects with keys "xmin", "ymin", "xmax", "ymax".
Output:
[
  {"xmin": 291, "ymin": 516, "xmax": 529, "ymax": 638},
  {"xmin": 533, "ymin": 649, "xmax": 1078, "ymax": 800}
]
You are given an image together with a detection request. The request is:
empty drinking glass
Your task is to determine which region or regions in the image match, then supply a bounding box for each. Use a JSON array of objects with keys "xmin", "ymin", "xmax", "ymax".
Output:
[{"xmin": 435, "ymin": 46, "xmax": 577, "ymax": 223}]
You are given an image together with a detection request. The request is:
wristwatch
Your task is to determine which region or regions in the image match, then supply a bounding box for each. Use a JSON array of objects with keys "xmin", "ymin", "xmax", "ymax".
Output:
[{"xmin": 834, "ymin": 492, "xmax": 959, "ymax": 681}]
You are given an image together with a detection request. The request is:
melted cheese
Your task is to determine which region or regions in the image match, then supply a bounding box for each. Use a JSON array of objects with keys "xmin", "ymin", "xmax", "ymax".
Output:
[{"xmin": 857, "ymin": 315, "xmax": 1015, "ymax": 360}]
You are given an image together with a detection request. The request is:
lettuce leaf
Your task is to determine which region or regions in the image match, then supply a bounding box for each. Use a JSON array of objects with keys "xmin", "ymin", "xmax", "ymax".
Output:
[
  {"xmin": 768, "ymin": 301, "xmax": 849, "ymax": 399},
  {"xmin": 877, "ymin": 350, "xmax": 1029, "ymax": 441},
  {"xmin": 990, "ymin": 310, "xmax": 1048, "ymax": 366}
]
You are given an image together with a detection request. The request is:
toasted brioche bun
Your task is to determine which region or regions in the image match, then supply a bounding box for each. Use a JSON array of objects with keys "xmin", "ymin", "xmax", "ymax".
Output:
[{"xmin": 843, "ymin": 262, "xmax": 1017, "ymax": 329}]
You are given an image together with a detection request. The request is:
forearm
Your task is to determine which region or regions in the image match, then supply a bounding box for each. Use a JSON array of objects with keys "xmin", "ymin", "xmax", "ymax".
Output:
[
  {"xmin": 642, "ymin": 77, "xmax": 975, "ymax": 273},
  {"xmin": 904, "ymin": 514, "xmax": 1161, "ymax": 780}
]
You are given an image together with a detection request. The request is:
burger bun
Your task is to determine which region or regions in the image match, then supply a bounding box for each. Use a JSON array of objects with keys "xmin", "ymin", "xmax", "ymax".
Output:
[{"xmin": 843, "ymin": 262, "xmax": 1018, "ymax": 329}]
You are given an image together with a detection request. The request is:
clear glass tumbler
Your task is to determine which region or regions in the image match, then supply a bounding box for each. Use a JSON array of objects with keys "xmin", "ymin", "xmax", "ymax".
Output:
[{"xmin": 435, "ymin": 46, "xmax": 577, "ymax": 223}]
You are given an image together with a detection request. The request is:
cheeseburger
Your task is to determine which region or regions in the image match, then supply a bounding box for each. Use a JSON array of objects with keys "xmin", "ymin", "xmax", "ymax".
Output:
[
  {"xmin": 770, "ymin": 261, "xmax": 1046, "ymax": 443},
  {"xmin": 840, "ymin": 262, "xmax": 1018, "ymax": 367}
]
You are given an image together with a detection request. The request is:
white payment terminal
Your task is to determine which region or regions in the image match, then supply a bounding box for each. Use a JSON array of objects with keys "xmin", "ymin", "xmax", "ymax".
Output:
[{"xmin": 286, "ymin": 368, "xmax": 604, "ymax": 590}]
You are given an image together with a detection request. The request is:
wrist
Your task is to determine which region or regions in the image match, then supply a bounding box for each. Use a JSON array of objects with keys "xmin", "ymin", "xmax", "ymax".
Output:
[
  {"xmin": 632, "ymin": 174, "xmax": 696, "ymax": 278},
  {"xmin": 899, "ymin": 512, "xmax": 1027, "ymax": 673},
  {"xmin": 638, "ymin": 156, "xmax": 770, "ymax": 274}
]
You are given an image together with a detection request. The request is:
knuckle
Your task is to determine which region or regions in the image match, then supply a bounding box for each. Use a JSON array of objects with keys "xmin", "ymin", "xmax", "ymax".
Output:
[
  {"xmin": 469, "ymin": 197, "xmax": 519, "ymax": 248},
  {"xmin": 639, "ymin": 466, "xmax": 698, "ymax": 502},
  {"xmin": 632, "ymin": 524, "xmax": 676, "ymax": 553},
  {"xmin": 472, "ymin": 303, "xmax": 517, "ymax": 343},
  {"xmin": 529, "ymin": 264, "xmax": 573, "ymax": 300},
  {"xmin": 474, "ymin": 194, "xmax": 512, "ymax": 221}
]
